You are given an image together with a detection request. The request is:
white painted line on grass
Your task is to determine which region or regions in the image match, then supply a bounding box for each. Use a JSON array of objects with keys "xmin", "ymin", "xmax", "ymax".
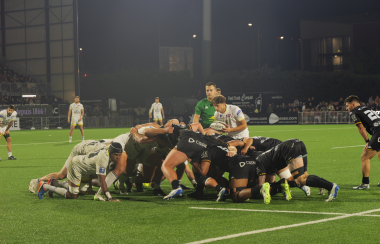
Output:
[
  {"xmin": 189, "ymin": 207, "xmax": 346, "ymax": 216},
  {"xmin": 0, "ymin": 140, "xmax": 82, "ymax": 146},
  {"xmin": 186, "ymin": 208, "xmax": 380, "ymax": 244},
  {"xmin": 331, "ymin": 145, "xmax": 364, "ymax": 149}
]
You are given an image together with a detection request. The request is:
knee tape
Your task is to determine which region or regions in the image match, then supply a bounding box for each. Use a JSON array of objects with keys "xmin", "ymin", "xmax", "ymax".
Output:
[
  {"xmin": 278, "ymin": 169, "xmax": 292, "ymax": 179},
  {"xmin": 291, "ymin": 166, "xmax": 305, "ymax": 179}
]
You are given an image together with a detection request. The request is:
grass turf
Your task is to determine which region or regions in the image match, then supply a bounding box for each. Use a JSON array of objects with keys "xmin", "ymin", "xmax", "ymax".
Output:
[{"xmin": 1, "ymin": 125, "xmax": 380, "ymax": 243}]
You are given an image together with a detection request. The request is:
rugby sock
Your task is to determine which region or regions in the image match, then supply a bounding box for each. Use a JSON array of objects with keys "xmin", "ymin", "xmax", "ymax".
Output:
[
  {"xmin": 82, "ymin": 136, "xmax": 84, "ymax": 140},
  {"xmin": 288, "ymin": 180, "xmax": 299, "ymax": 187},
  {"xmin": 152, "ymin": 182, "xmax": 161, "ymax": 189},
  {"xmin": 8, "ymin": 151, "xmax": 12, "ymax": 157},
  {"xmin": 191, "ymin": 180, "xmax": 197, "ymax": 188},
  {"xmin": 43, "ymin": 184, "xmax": 67, "ymax": 198},
  {"xmin": 306, "ymin": 175, "xmax": 333, "ymax": 191},
  {"xmin": 215, "ymin": 185, "xmax": 223, "ymax": 193},
  {"xmin": 362, "ymin": 177, "xmax": 369, "ymax": 184},
  {"xmin": 69, "ymin": 136, "xmax": 72, "ymax": 140},
  {"xmin": 52, "ymin": 180, "xmax": 69, "ymax": 190},
  {"xmin": 251, "ymin": 186, "xmax": 262, "ymax": 198},
  {"xmin": 171, "ymin": 180, "xmax": 180, "ymax": 189},
  {"xmin": 269, "ymin": 182, "xmax": 282, "ymax": 196}
]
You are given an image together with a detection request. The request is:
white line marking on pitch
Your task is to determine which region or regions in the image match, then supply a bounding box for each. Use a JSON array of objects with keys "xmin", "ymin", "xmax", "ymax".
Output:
[
  {"xmin": 186, "ymin": 208, "xmax": 380, "ymax": 244},
  {"xmin": 0, "ymin": 140, "xmax": 82, "ymax": 146},
  {"xmin": 331, "ymin": 145, "xmax": 364, "ymax": 149}
]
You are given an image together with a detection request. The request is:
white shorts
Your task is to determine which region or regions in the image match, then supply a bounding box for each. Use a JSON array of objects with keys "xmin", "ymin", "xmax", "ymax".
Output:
[
  {"xmin": 67, "ymin": 160, "xmax": 82, "ymax": 186},
  {"xmin": 0, "ymin": 126, "xmax": 7, "ymax": 135},
  {"xmin": 153, "ymin": 113, "xmax": 162, "ymax": 121},
  {"xmin": 71, "ymin": 117, "xmax": 83, "ymax": 126}
]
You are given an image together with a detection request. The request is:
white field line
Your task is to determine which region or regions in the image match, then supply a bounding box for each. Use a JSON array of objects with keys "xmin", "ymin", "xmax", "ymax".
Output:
[
  {"xmin": 0, "ymin": 140, "xmax": 82, "ymax": 146},
  {"xmin": 331, "ymin": 145, "xmax": 364, "ymax": 149},
  {"xmin": 253, "ymin": 127, "xmax": 352, "ymax": 133},
  {"xmin": 186, "ymin": 207, "xmax": 380, "ymax": 244}
]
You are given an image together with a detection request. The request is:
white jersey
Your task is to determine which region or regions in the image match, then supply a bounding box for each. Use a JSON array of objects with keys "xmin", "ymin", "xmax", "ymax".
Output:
[
  {"xmin": 113, "ymin": 133, "xmax": 130, "ymax": 149},
  {"xmin": 68, "ymin": 148, "xmax": 111, "ymax": 185},
  {"xmin": 214, "ymin": 104, "xmax": 249, "ymax": 139},
  {"xmin": 69, "ymin": 103, "xmax": 84, "ymax": 118},
  {"xmin": 64, "ymin": 139, "xmax": 113, "ymax": 168},
  {"xmin": 151, "ymin": 103, "xmax": 163, "ymax": 114},
  {"xmin": 0, "ymin": 109, "xmax": 17, "ymax": 128}
]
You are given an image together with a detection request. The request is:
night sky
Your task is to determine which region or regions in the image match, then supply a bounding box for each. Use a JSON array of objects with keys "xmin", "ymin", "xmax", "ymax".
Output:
[{"xmin": 78, "ymin": 0, "xmax": 380, "ymax": 76}]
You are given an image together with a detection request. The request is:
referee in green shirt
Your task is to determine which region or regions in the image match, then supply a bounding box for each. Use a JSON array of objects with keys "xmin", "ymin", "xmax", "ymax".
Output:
[{"xmin": 193, "ymin": 82, "xmax": 217, "ymax": 128}]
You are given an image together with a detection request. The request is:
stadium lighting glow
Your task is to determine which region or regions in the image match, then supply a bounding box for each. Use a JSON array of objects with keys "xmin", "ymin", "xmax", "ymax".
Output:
[
  {"xmin": 22, "ymin": 95, "xmax": 36, "ymax": 97},
  {"xmin": 280, "ymin": 36, "xmax": 284, "ymax": 39},
  {"xmin": 193, "ymin": 34, "xmax": 196, "ymax": 38},
  {"xmin": 248, "ymin": 23, "xmax": 252, "ymax": 26},
  {"xmin": 79, "ymin": 48, "xmax": 82, "ymax": 51}
]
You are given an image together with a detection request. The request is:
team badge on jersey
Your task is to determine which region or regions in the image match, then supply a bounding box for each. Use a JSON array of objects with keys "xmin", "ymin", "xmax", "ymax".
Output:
[{"xmin": 99, "ymin": 167, "xmax": 106, "ymax": 173}]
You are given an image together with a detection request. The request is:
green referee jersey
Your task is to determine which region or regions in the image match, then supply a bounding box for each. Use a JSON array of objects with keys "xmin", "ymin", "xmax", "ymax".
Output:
[{"xmin": 194, "ymin": 98, "xmax": 215, "ymax": 128}]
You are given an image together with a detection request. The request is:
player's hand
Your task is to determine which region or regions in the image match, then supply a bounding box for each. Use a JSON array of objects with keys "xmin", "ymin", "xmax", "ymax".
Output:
[
  {"xmin": 135, "ymin": 125, "xmax": 142, "ymax": 129},
  {"xmin": 241, "ymin": 148, "xmax": 248, "ymax": 155},
  {"xmin": 130, "ymin": 127, "xmax": 137, "ymax": 134},
  {"xmin": 78, "ymin": 117, "xmax": 82, "ymax": 122},
  {"xmin": 249, "ymin": 146, "xmax": 256, "ymax": 150},
  {"xmin": 365, "ymin": 142, "xmax": 369, "ymax": 150},
  {"xmin": 226, "ymin": 150, "xmax": 236, "ymax": 157},
  {"xmin": 67, "ymin": 119, "xmax": 70, "ymax": 123},
  {"xmin": 222, "ymin": 124, "xmax": 231, "ymax": 133},
  {"xmin": 4, "ymin": 130, "xmax": 9, "ymax": 135},
  {"xmin": 108, "ymin": 198, "xmax": 121, "ymax": 202}
]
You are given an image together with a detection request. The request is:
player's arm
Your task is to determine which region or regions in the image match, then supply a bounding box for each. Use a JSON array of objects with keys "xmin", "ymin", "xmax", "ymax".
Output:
[
  {"xmin": 79, "ymin": 108, "xmax": 84, "ymax": 121},
  {"xmin": 192, "ymin": 160, "xmax": 211, "ymax": 176},
  {"xmin": 142, "ymin": 126, "xmax": 174, "ymax": 137},
  {"xmin": 189, "ymin": 123, "xmax": 204, "ymax": 134},
  {"xmin": 130, "ymin": 128, "xmax": 156, "ymax": 143},
  {"xmin": 193, "ymin": 103, "xmax": 202, "ymax": 123},
  {"xmin": 98, "ymin": 174, "xmax": 119, "ymax": 202},
  {"xmin": 149, "ymin": 106, "xmax": 153, "ymax": 118},
  {"xmin": 357, "ymin": 123, "xmax": 370, "ymax": 145},
  {"xmin": 161, "ymin": 108, "xmax": 165, "ymax": 118},
  {"xmin": 223, "ymin": 119, "xmax": 248, "ymax": 133},
  {"xmin": 68, "ymin": 108, "xmax": 72, "ymax": 123},
  {"xmin": 135, "ymin": 123, "xmax": 161, "ymax": 129},
  {"xmin": 241, "ymin": 137, "xmax": 253, "ymax": 155}
]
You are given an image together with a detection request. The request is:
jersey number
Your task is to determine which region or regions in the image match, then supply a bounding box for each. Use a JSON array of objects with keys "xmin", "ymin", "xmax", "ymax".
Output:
[
  {"xmin": 88, "ymin": 150, "xmax": 100, "ymax": 158},
  {"xmin": 364, "ymin": 110, "xmax": 380, "ymax": 121}
]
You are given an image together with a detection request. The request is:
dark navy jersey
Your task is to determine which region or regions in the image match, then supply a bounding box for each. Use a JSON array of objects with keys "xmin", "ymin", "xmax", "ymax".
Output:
[
  {"xmin": 350, "ymin": 106, "xmax": 380, "ymax": 135},
  {"xmin": 251, "ymin": 136, "xmax": 282, "ymax": 151},
  {"xmin": 156, "ymin": 124, "xmax": 191, "ymax": 148},
  {"xmin": 200, "ymin": 145, "xmax": 231, "ymax": 172}
]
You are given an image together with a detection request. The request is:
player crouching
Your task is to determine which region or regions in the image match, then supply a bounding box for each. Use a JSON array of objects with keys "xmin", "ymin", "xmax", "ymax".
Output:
[{"xmin": 37, "ymin": 142, "xmax": 123, "ymax": 202}]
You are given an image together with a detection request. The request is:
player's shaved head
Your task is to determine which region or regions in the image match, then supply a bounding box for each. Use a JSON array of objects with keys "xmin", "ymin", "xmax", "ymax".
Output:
[{"xmin": 345, "ymin": 95, "xmax": 361, "ymax": 104}]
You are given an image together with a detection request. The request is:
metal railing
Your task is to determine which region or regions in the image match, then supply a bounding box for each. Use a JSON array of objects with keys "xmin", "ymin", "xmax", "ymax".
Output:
[{"xmin": 298, "ymin": 111, "xmax": 354, "ymax": 124}]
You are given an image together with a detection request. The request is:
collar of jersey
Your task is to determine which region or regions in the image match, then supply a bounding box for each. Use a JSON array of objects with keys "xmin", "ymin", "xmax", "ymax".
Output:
[{"xmin": 222, "ymin": 105, "xmax": 229, "ymax": 115}]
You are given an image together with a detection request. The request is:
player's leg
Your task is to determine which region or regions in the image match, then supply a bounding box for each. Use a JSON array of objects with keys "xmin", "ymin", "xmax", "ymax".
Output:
[
  {"xmin": 288, "ymin": 157, "xmax": 338, "ymax": 202},
  {"xmin": 69, "ymin": 124, "xmax": 75, "ymax": 142},
  {"xmin": 4, "ymin": 134, "xmax": 16, "ymax": 160},
  {"xmin": 230, "ymin": 179, "xmax": 271, "ymax": 204},
  {"xmin": 354, "ymin": 149, "xmax": 377, "ymax": 189},
  {"xmin": 78, "ymin": 124, "xmax": 84, "ymax": 141},
  {"xmin": 184, "ymin": 162, "xmax": 197, "ymax": 189},
  {"xmin": 175, "ymin": 162, "xmax": 191, "ymax": 189},
  {"xmin": 161, "ymin": 149, "xmax": 188, "ymax": 199}
]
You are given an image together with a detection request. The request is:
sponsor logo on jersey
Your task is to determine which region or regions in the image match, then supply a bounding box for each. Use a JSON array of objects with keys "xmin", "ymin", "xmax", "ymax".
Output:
[
  {"xmin": 205, "ymin": 106, "xmax": 209, "ymax": 109},
  {"xmin": 201, "ymin": 151, "xmax": 208, "ymax": 158},
  {"xmin": 189, "ymin": 138, "xmax": 195, "ymax": 143},
  {"xmin": 237, "ymin": 110, "xmax": 241, "ymax": 115},
  {"xmin": 99, "ymin": 167, "xmax": 106, "ymax": 173},
  {"xmin": 196, "ymin": 140, "xmax": 207, "ymax": 148},
  {"xmin": 239, "ymin": 162, "xmax": 245, "ymax": 167}
]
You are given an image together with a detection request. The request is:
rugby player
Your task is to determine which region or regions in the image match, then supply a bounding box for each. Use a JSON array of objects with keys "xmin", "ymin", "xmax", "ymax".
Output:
[
  {"xmin": 149, "ymin": 97, "xmax": 165, "ymax": 125},
  {"xmin": 250, "ymin": 139, "xmax": 339, "ymax": 202},
  {"xmin": 193, "ymin": 82, "xmax": 217, "ymax": 128},
  {"xmin": 68, "ymin": 96, "xmax": 84, "ymax": 142},
  {"xmin": 37, "ymin": 142, "xmax": 123, "ymax": 202},
  {"xmin": 0, "ymin": 105, "xmax": 17, "ymax": 160},
  {"xmin": 345, "ymin": 95, "xmax": 380, "ymax": 190},
  {"xmin": 212, "ymin": 95, "xmax": 249, "ymax": 139},
  {"xmin": 216, "ymin": 88, "xmax": 221, "ymax": 95},
  {"xmin": 29, "ymin": 139, "xmax": 112, "ymax": 193}
]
